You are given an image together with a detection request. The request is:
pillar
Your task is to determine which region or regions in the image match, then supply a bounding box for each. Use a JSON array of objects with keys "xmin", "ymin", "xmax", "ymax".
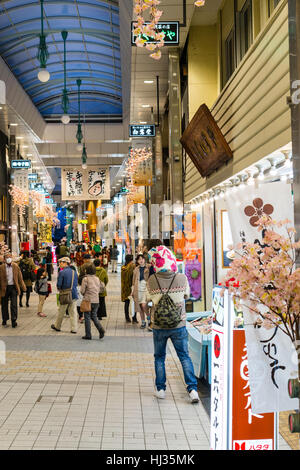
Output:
[{"xmin": 168, "ymin": 49, "xmax": 183, "ymax": 205}]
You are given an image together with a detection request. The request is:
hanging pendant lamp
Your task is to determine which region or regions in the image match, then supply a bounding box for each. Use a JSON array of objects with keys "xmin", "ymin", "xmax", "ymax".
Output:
[
  {"xmin": 76, "ymin": 79, "xmax": 83, "ymax": 151},
  {"xmin": 37, "ymin": 0, "xmax": 50, "ymax": 82},
  {"xmin": 81, "ymin": 144, "xmax": 87, "ymax": 169},
  {"xmin": 81, "ymin": 114, "xmax": 87, "ymax": 169},
  {"xmin": 61, "ymin": 31, "xmax": 70, "ymax": 124}
]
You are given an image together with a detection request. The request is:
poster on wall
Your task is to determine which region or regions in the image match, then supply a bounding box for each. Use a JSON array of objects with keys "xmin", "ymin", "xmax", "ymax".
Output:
[
  {"xmin": 61, "ymin": 167, "xmax": 110, "ymax": 201},
  {"xmin": 224, "ymin": 181, "xmax": 298, "ymax": 414}
]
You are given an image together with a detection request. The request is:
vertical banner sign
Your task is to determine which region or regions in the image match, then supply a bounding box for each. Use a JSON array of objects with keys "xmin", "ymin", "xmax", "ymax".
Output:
[
  {"xmin": 210, "ymin": 287, "xmax": 276, "ymax": 450},
  {"xmin": 132, "ymin": 159, "xmax": 153, "ymax": 186},
  {"xmin": 224, "ymin": 182, "xmax": 298, "ymax": 414},
  {"xmin": 231, "ymin": 329, "xmax": 275, "ymax": 450},
  {"xmin": 211, "ymin": 287, "xmax": 229, "ymax": 450}
]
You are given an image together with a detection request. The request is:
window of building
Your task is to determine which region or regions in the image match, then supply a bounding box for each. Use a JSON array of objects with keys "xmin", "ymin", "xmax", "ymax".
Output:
[
  {"xmin": 240, "ymin": 0, "xmax": 253, "ymax": 60},
  {"xmin": 225, "ymin": 29, "xmax": 235, "ymax": 83},
  {"xmin": 268, "ymin": 0, "xmax": 281, "ymax": 17}
]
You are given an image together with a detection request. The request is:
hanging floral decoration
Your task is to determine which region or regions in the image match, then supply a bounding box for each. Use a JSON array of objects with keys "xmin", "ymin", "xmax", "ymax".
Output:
[
  {"xmin": 133, "ymin": 0, "xmax": 165, "ymax": 60},
  {"xmin": 125, "ymin": 147, "xmax": 152, "ymax": 206},
  {"xmin": 9, "ymin": 185, "xmax": 59, "ymax": 226},
  {"xmin": 8, "ymin": 185, "xmax": 29, "ymax": 216},
  {"xmin": 30, "ymin": 190, "xmax": 45, "ymax": 218}
]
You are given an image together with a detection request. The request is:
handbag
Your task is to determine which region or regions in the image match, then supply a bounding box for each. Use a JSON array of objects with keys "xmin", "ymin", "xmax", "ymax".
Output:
[
  {"xmin": 80, "ymin": 299, "xmax": 91, "ymax": 313},
  {"xmin": 59, "ymin": 270, "xmax": 74, "ymax": 305}
]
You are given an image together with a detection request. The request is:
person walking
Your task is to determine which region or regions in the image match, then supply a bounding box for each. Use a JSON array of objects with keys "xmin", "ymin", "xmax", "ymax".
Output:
[
  {"xmin": 51, "ymin": 257, "xmax": 78, "ymax": 334},
  {"xmin": 69, "ymin": 240, "xmax": 77, "ymax": 260},
  {"xmin": 78, "ymin": 254, "xmax": 92, "ymax": 285},
  {"xmin": 132, "ymin": 254, "xmax": 150, "ymax": 329},
  {"xmin": 110, "ymin": 245, "xmax": 119, "ymax": 273},
  {"xmin": 35, "ymin": 267, "xmax": 49, "ymax": 317},
  {"xmin": 146, "ymin": 246, "xmax": 200, "ymax": 403},
  {"xmin": 59, "ymin": 242, "xmax": 69, "ymax": 259},
  {"xmin": 94, "ymin": 258, "xmax": 108, "ymax": 320},
  {"xmin": 121, "ymin": 254, "xmax": 137, "ymax": 324},
  {"xmin": 75, "ymin": 248, "xmax": 84, "ymax": 268},
  {"xmin": 0, "ymin": 253, "xmax": 26, "ymax": 328},
  {"xmin": 45, "ymin": 246, "xmax": 53, "ymax": 281},
  {"xmin": 102, "ymin": 247, "xmax": 109, "ymax": 271},
  {"xmin": 18, "ymin": 251, "xmax": 36, "ymax": 308},
  {"xmin": 80, "ymin": 264, "xmax": 105, "ymax": 340}
]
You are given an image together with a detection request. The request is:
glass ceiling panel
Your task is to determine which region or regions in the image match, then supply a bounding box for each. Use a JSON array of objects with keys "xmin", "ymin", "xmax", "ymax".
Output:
[{"xmin": 0, "ymin": 0, "xmax": 122, "ymax": 121}]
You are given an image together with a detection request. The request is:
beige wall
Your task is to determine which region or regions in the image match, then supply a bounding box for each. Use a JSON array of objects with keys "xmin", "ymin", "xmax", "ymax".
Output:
[
  {"xmin": 188, "ymin": 25, "xmax": 219, "ymax": 120},
  {"xmin": 185, "ymin": 0, "xmax": 290, "ymax": 202}
]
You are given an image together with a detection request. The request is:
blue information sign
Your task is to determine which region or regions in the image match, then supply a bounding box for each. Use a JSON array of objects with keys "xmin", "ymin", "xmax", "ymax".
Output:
[{"xmin": 11, "ymin": 160, "xmax": 31, "ymax": 169}]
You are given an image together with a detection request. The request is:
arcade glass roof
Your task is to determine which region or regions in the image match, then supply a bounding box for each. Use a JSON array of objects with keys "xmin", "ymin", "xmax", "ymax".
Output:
[{"xmin": 0, "ymin": 0, "xmax": 122, "ymax": 122}]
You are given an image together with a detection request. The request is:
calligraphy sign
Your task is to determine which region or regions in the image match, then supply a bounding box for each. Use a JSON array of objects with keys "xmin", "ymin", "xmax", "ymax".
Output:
[
  {"xmin": 180, "ymin": 104, "xmax": 233, "ymax": 178},
  {"xmin": 61, "ymin": 167, "xmax": 110, "ymax": 201}
]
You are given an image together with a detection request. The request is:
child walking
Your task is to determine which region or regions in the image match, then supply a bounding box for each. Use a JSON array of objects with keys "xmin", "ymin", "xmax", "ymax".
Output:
[{"xmin": 35, "ymin": 267, "xmax": 49, "ymax": 317}]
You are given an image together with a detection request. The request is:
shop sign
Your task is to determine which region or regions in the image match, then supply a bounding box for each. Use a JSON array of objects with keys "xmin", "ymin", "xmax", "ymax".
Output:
[
  {"xmin": 45, "ymin": 198, "xmax": 54, "ymax": 204},
  {"xmin": 210, "ymin": 287, "xmax": 277, "ymax": 450},
  {"xmin": 28, "ymin": 173, "xmax": 38, "ymax": 181},
  {"xmin": 11, "ymin": 160, "xmax": 31, "ymax": 169},
  {"xmin": 78, "ymin": 220, "xmax": 88, "ymax": 224},
  {"xmin": 131, "ymin": 21, "xmax": 179, "ymax": 46},
  {"xmin": 14, "ymin": 169, "xmax": 29, "ymax": 193},
  {"xmin": 83, "ymin": 230, "xmax": 90, "ymax": 243},
  {"xmin": 180, "ymin": 104, "xmax": 233, "ymax": 178},
  {"xmin": 129, "ymin": 124, "xmax": 156, "ymax": 138}
]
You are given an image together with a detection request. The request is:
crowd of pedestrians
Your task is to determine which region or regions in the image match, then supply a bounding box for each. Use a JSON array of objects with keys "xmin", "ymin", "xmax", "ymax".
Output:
[
  {"xmin": 0, "ymin": 241, "xmax": 117, "ymax": 337},
  {"xmin": 0, "ymin": 239, "xmax": 200, "ymax": 403}
]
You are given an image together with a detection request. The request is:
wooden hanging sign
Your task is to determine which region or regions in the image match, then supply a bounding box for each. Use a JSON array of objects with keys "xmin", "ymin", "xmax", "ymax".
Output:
[{"xmin": 180, "ymin": 104, "xmax": 233, "ymax": 178}]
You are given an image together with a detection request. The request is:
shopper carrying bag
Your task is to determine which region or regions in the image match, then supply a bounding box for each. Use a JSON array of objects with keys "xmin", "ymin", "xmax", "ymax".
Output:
[{"xmin": 80, "ymin": 264, "xmax": 105, "ymax": 340}]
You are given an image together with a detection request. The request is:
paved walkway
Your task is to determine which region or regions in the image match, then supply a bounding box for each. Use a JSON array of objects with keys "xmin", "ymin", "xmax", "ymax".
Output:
[{"xmin": 0, "ymin": 268, "xmax": 294, "ymax": 450}]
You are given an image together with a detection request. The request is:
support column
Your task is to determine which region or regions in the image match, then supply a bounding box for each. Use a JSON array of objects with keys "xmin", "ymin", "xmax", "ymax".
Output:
[
  {"xmin": 168, "ymin": 49, "xmax": 183, "ymax": 205},
  {"xmin": 288, "ymin": 0, "xmax": 300, "ymax": 251}
]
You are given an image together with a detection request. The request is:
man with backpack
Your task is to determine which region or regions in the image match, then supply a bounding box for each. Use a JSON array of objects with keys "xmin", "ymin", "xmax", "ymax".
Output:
[{"xmin": 146, "ymin": 246, "xmax": 200, "ymax": 404}]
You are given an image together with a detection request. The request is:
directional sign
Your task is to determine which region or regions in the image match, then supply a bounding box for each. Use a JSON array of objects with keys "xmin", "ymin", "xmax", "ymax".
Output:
[
  {"xmin": 131, "ymin": 21, "xmax": 179, "ymax": 46},
  {"xmin": 11, "ymin": 160, "xmax": 31, "ymax": 169},
  {"xmin": 129, "ymin": 124, "xmax": 156, "ymax": 138}
]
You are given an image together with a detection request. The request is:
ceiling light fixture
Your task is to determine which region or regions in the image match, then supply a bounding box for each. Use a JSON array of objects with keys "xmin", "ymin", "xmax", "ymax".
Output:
[
  {"xmin": 61, "ymin": 31, "xmax": 70, "ymax": 125},
  {"xmin": 142, "ymin": 104, "xmax": 150, "ymax": 108},
  {"xmin": 37, "ymin": 0, "xmax": 50, "ymax": 83},
  {"xmin": 144, "ymin": 80, "xmax": 154, "ymax": 84}
]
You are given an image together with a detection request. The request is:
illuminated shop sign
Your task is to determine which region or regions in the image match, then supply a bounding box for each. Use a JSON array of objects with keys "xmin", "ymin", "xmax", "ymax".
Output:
[
  {"xmin": 78, "ymin": 220, "xmax": 88, "ymax": 224},
  {"xmin": 129, "ymin": 124, "xmax": 156, "ymax": 138},
  {"xmin": 28, "ymin": 173, "xmax": 38, "ymax": 181},
  {"xmin": 11, "ymin": 160, "xmax": 31, "ymax": 169},
  {"xmin": 131, "ymin": 21, "xmax": 179, "ymax": 46},
  {"xmin": 30, "ymin": 183, "xmax": 49, "ymax": 195}
]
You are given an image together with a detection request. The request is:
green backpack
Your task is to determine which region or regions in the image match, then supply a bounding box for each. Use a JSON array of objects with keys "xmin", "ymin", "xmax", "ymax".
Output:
[{"xmin": 153, "ymin": 274, "xmax": 182, "ymax": 329}]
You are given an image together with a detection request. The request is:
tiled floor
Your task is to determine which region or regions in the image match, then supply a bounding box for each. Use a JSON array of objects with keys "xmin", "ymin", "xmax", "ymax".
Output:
[{"xmin": 0, "ymin": 267, "xmax": 295, "ymax": 450}]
